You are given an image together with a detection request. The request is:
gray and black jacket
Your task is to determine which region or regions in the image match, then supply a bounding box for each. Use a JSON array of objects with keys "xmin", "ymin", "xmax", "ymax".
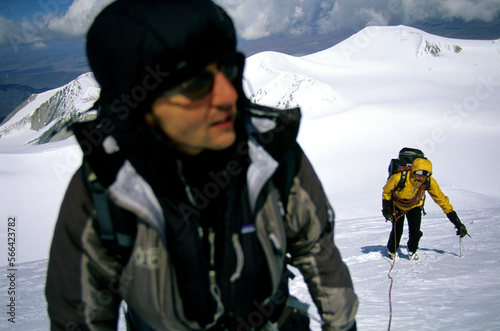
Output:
[{"xmin": 46, "ymin": 104, "xmax": 358, "ymax": 331}]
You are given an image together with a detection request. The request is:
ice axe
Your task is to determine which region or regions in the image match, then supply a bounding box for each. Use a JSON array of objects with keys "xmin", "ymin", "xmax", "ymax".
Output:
[
  {"xmin": 459, "ymin": 236, "xmax": 463, "ymax": 257},
  {"xmin": 459, "ymin": 233, "xmax": 471, "ymax": 258}
]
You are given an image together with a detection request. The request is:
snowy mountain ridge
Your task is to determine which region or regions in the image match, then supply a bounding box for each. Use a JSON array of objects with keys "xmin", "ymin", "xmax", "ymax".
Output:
[
  {"xmin": 0, "ymin": 72, "xmax": 98, "ymax": 150},
  {"xmin": 245, "ymin": 25, "xmax": 500, "ymax": 119},
  {"xmin": 1, "ymin": 25, "xmax": 498, "ymax": 150}
]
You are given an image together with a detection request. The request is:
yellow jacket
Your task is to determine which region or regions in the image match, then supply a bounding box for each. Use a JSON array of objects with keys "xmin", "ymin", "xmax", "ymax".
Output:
[{"xmin": 382, "ymin": 158, "xmax": 453, "ymax": 213}]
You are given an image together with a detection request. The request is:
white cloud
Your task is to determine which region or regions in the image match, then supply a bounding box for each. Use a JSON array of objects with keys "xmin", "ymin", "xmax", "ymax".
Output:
[
  {"xmin": 0, "ymin": 0, "xmax": 112, "ymax": 51},
  {"xmin": 0, "ymin": 15, "xmax": 16, "ymax": 46},
  {"xmin": 1, "ymin": 0, "xmax": 499, "ymax": 51},
  {"xmin": 356, "ymin": 7, "xmax": 390, "ymax": 27},
  {"xmin": 439, "ymin": 0, "xmax": 500, "ymax": 22},
  {"xmin": 216, "ymin": 0, "xmax": 325, "ymax": 39},
  {"xmin": 31, "ymin": 41, "xmax": 48, "ymax": 50},
  {"xmin": 215, "ymin": 0, "xmax": 500, "ymax": 40},
  {"xmin": 0, "ymin": 14, "xmax": 47, "ymax": 51},
  {"xmin": 48, "ymin": 0, "xmax": 113, "ymax": 40}
]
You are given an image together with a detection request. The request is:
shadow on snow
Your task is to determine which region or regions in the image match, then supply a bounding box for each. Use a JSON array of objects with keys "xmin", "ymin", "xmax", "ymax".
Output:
[{"xmin": 360, "ymin": 244, "xmax": 459, "ymax": 259}]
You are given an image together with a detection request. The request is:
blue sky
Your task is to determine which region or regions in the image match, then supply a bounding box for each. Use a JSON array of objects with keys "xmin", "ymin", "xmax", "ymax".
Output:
[{"xmin": 0, "ymin": 0, "xmax": 45, "ymax": 19}]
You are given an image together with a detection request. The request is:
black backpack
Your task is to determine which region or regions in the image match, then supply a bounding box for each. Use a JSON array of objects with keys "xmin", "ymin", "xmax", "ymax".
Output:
[{"xmin": 388, "ymin": 147, "xmax": 429, "ymax": 191}]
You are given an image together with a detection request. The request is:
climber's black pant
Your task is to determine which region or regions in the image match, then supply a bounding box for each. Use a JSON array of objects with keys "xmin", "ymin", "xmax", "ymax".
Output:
[{"xmin": 387, "ymin": 206, "xmax": 423, "ymax": 254}]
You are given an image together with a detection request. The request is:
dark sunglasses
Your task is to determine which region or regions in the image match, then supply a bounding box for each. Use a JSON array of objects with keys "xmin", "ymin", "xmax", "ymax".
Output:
[
  {"xmin": 161, "ymin": 53, "xmax": 243, "ymax": 101},
  {"xmin": 414, "ymin": 170, "xmax": 431, "ymax": 177}
]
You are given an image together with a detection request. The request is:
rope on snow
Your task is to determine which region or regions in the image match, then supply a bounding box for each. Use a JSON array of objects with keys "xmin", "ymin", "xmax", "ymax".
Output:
[{"xmin": 387, "ymin": 204, "xmax": 407, "ymax": 331}]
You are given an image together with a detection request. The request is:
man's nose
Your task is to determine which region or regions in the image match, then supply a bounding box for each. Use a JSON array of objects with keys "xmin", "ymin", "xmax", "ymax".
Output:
[{"xmin": 211, "ymin": 71, "xmax": 238, "ymax": 106}]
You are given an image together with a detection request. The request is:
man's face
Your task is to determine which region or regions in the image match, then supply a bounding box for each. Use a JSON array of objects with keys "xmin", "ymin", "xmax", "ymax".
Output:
[
  {"xmin": 147, "ymin": 62, "xmax": 238, "ymax": 155},
  {"xmin": 414, "ymin": 170, "xmax": 431, "ymax": 182},
  {"xmin": 415, "ymin": 174, "xmax": 427, "ymax": 182}
]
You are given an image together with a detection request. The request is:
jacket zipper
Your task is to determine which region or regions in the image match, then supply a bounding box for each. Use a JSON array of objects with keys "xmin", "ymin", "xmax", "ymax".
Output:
[
  {"xmin": 207, "ymin": 227, "xmax": 224, "ymax": 327},
  {"xmin": 177, "ymin": 159, "xmax": 225, "ymax": 327}
]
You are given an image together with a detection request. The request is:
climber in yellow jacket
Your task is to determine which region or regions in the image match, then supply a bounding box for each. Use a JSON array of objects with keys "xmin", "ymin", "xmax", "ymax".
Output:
[{"xmin": 382, "ymin": 158, "xmax": 468, "ymax": 260}]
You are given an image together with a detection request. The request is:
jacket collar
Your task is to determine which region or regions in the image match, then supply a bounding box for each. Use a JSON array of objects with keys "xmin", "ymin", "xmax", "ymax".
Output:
[{"xmin": 72, "ymin": 104, "xmax": 302, "ymax": 233}]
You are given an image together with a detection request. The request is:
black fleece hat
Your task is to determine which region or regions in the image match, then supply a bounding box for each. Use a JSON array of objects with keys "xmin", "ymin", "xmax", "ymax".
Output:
[{"xmin": 86, "ymin": 0, "xmax": 238, "ymax": 132}]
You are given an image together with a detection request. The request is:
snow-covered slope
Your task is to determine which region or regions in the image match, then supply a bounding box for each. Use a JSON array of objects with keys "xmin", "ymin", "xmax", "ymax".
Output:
[
  {"xmin": 244, "ymin": 25, "xmax": 500, "ymax": 220},
  {"xmin": 0, "ymin": 25, "xmax": 499, "ymax": 330}
]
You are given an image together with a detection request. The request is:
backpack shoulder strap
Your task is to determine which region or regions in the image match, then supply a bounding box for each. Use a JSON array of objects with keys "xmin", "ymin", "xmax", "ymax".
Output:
[
  {"xmin": 395, "ymin": 170, "xmax": 407, "ymax": 191},
  {"xmin": 273, "ymin": 141, "xmax": 301, "ymax": 210},
  {"xmin": 82, "ymin": 161, "xmax": 137, "ymax": 263}
]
